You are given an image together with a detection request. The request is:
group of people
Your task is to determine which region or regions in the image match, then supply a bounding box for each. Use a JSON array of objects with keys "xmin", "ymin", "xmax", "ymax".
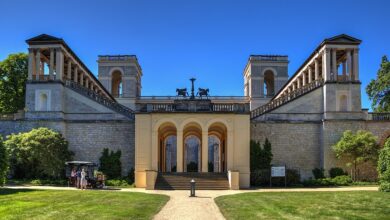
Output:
[{"xmin": 70, "ymin": 168, "xmax": 88, "ymax": 190}]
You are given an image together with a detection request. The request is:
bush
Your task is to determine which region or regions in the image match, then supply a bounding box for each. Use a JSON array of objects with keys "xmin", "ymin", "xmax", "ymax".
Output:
[
  {"xmin": 250, "ymin": 169, "xmax": 270, "ymax": 186},
  {"xmin": 250, "ymin": 139, "xmax": 273, "ymax": 171},
  {"xmin": 378, "ymin": 139, "xmax": 390, "ymax": 192},
  {"xmin": 5, "ymin": 128, "xmax": 73, "ymax": 179},
  {"xmin": 0, "ymin": 137, "xmax": 9, "ymax": 186},
  {"xmin": 127, "ymin": 167, "xmax": 135, "ymax": 184},
  {"xmin": 302, "ymin": 175, "xmax": 352, "ymax": 187},
  {"xmin": 105, "ymin": 179, "xmax": 133, "ymax": 187},
  {"xmin": 312, "ymin": 168, "xmax": 325, "ymax": 179},
  {"xmin": 329, "ymin": 167, "xmax": 347, "ymax": 178},
  {"xmin": 251, "ymin": 169, "xmax": 300, "ymax": 186},
  {"xmin": 99, "ymin": 148, "xmax": 122, "ymax": 179}
]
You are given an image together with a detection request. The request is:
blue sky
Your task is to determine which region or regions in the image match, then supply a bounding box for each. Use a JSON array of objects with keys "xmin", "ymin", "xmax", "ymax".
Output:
[{"xmin": 0, "ymin": 0, "xmax": 389, "ymax": 109}]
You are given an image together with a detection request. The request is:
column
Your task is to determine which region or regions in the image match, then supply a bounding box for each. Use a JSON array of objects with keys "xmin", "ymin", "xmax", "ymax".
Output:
[
  {"xmin": 332, "ymin": 48, "xmax": 337, "ymax": 77},
  {"xmin": 151, "ymin": 131, "xmax": 158, "ymax": 171},
  {"xmin": 28, "ymin": 48, "xmax": 35, "ymax": 80},
  {"xmin": 314, "ymin": 59, "xmax": 319, "ymax": 80},
  {"xmin": 297, "ymin": 78, "xmax": 301, "ymax": 89},
  {"xmin": 80, "ymin": 73, "xmax": 84, "ymax": 86},
  {"xmin": 342, "ymin": 61, "xmax": 347, "ymax": 77},
  {"xmin": 308, "ymin": 66, "xmax": 313, "ymax": 83},
  {"xmin": 346, "ymin": 49, "xmax": 352, "ymax": 80},
  {"xmin": 292, "ymin": 81, "xmax": 296, "ymax": 91},
  {"xmin": 55, "ymin": 48, "xmax": 64, "ymax": 81},
  {"xmin": 49, "ymin": 48, "xmax": 54, "ymax": 79},
  {"xmin": 176, "ymin": 130, "xmax": 183, "ymax": 172},
  {"xmin": 353, "ymin": 48, "xmax": 359, "ymax": 81},
  {"xmin": 73, "ymin": 66, "xmax": 78, "ymax": 83},
  {"xmin": 202, "ymin": 131, "xmax": 209, "ymax": 172},
  {"xmin": 35, "ymin": 50, "xmax": 41, "ymax": 78},
  {"xmin": 67, "ymin": 60, "xmax": 72, "ymax": 80},
  {"xmin": 302, "ymin": 72, "xmax": 306, "ymax": 86},
  {"xmin": 85, "ymin": 78, "xmax": 89, "ymax": 89},
  {"xmin": 322, "ymin": 49, "xmax": 331, "ymax": 81}
]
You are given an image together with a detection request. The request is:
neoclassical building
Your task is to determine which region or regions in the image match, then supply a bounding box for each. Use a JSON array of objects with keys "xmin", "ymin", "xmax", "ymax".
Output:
[{"xmin": 1, "ymin": 34, "xmax": 390, "ymax": 189}]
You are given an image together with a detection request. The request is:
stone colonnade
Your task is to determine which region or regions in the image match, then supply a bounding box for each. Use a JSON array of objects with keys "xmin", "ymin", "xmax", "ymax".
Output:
[
  {"xmin": 276, "ymin": 47, "xmax": 359, "ymax": 99},
  {"xmin": 27, "ymin": 46, "xmax": 110, "ymax": 98}
]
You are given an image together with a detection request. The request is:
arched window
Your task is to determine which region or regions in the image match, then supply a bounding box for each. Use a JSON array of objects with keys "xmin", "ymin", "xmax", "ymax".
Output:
[
  {"xmin": 184, "ymin": 135, "xmax": 201, "ymax": 172},
  {"xmin": 164, "ymin": 135, "xmax": 177, "ymax": 172},
  {"xmin": 264, "ymin": 70, "xmax": 275, "ymax": 97},
  {"xmin": 208, "ymin": 135, "xmax": 221, "ymax": 172},
  {"xmin": 339, "ymin": 95, "xmax": 348, "ymax": 111},
  {"xmin": 39, "ymin": 93, "xmax": 48, "ymax": 111},
  {"xmin": 111, "ymin": 70, "xmax": 123, "ymax": 97}
]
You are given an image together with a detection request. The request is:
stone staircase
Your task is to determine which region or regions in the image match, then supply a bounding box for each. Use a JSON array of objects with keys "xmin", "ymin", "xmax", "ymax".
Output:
[
  {"xmin": 251, "ymin": 79, "xmax": 324, "ymax": 119},
  {"xmin": 155, "ymin": 172, "xmax": 230, "ymax": 190}
]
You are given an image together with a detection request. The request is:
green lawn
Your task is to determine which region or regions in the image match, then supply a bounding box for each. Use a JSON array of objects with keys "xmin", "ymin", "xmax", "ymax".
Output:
[
  {"xmin": 0, "ymin": 188, "xmax": 169, "ymax": 220},
  {"xmin": 215, "ymin": 191, "xmax": 390, "ymax": 220}
]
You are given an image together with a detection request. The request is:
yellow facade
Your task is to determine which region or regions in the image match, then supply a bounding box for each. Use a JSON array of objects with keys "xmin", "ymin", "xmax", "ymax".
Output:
[{"xmin": 135, "ymin": 113, "xmax": 250, "ymax": 189}]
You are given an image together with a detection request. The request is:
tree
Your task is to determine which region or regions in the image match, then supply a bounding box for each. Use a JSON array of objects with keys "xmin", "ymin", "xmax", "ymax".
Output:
[
  {"xmin": 378, "ymin": 139, "xmax": 390, "ymax": 192},
  {"xmin": 366, "ymin": 56, "xmax": 390, "ymax": 112},
  {"xmin": 333, "ymin": 130, "xmax": 380, "ymax": 181},
  {"xmin": 0, "ymin": 53, "xmax": 28, "ymax": 113},
  {"xmin": 250, "ymin": 139, "xmax": 273, "ymax": 171},
  {"xmin": 0, "ymin": 137, "xmax": 9, "ymax": 186},
  {"xmin": 99, "ymin": 148, "xmax": 122, "ymax": 179},
  {"xmin": 5, "ymin": 128, "xmax": 73, "ymax": 179}
]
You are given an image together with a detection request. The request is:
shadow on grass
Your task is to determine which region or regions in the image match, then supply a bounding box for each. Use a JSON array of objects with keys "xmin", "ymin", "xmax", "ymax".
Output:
[{"xmin": 0, "ymin": 188, "xmax": 40, "ymax": 195}]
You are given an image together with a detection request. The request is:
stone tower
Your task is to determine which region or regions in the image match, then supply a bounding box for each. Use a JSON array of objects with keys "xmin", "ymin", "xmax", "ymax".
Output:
[
  {"xmin": 243, "ymin": 55, "xmax": 289, "ymax": 110},
  {"xmin": 98, "ymin": 55, "xmax": 142, "ymax": 109}
]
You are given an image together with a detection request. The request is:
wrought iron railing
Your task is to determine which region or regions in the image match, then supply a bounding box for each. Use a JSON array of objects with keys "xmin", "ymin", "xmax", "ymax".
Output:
[
  {"xmin": 64, "ymin": 80, "xmax": 134, "ymax": 119},
  {"xmin": 251, "ymin": 79, "xmax": 324, "ymax": 119},
  {"xmin": 370, "ymin": 113, "xmax": 390, "ymax": 121}
]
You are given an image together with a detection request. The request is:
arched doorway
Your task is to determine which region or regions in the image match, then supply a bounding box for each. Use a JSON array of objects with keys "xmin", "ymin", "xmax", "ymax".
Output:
[
  {"xmin": 111, "ymin": 70, "xmax": 123, "ymax": 97},
  {"xmin": 158, "ymin": 122, "xmax": 177, "ymax": 172},
  {"xmin": 208, "ymin": 122, "xmax": 227, "ymax": 173},
  {"xmin": 264, "ymin": 70, "xmax": 275, "ymax": 97},
  {"xmin": 183, "ymin": 122, "xmax": 202, "ymax": 172}
]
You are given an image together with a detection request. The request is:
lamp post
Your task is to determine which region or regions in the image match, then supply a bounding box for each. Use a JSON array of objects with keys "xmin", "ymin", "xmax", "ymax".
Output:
[{"xmin": 190, "ymin": 78, "xmax": 196, "ymax": 99}]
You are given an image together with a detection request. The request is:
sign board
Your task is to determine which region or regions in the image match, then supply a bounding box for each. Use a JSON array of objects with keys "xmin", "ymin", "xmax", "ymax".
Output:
[{"xmin": 271, "ymin": 166, "xmax": 286, "ymax": 177}]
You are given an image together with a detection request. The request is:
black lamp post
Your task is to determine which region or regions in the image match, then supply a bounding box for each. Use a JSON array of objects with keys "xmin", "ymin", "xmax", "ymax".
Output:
[{"xmin": 190, "ymin": 179, "xmax": 196, "ymax": 197}]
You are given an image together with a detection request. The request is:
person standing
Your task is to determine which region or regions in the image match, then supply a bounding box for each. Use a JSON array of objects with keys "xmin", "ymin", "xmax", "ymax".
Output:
[
  {"xmin": 80, "ymin": 168, "xmax": 87, "ymax": 190},
  {"xmin": 76, "ymin": 169, "xmax": 81, "ymax": 189}
]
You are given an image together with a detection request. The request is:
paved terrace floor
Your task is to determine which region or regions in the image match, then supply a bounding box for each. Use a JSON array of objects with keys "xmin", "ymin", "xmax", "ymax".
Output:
[{"xmin": 5, "ymin": 185, "xmax": 379, "ymax": 220}]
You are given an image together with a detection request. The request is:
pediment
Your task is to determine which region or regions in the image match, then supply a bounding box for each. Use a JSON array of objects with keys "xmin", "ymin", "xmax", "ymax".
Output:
[
  {"xmin": 324, "ymin": 34, "xmax": 361, "ymax": 44},
  {"xmin": 26, "ymin": 34, "xmax": 63, "ymax": 44}
]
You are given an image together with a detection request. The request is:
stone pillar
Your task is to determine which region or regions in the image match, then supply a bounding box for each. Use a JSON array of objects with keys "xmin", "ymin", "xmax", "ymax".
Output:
[
  {"xmin": 80, "ymin": 73, "xmax": 84, "ymax": 86},
  {"xmin": 346, "ymin": 49, "xmax": 352, "ymax": 80},
  {"xmin": 292, "ymin": 81, "xmax": 296, "ymax": 91},
  {"xmin": 73, "ymin": 66, "xmax": 78, "ymax": 83},
  {"xmin": 308, "ymin": 67, "xmax": 312, "ymax": 83},
  {"xmin": 28, "ymin": 48, "xmax": 35, "ymax": 80},
  {"xmin": 49, "ymin": 48, "xmax": 55, "ymax": 79},
  {"xmin": 353, "ymin": 48, "xmax": 359, "ymax": 81},
  {"xmin": 314, "ymin": 59, "xmax": 319, "ymax": 80},
  {"xmin": 35, "ymin": 50, "xmax": 41, "ymax": 78},
  {"xmin": 302, "ymin": 72, "xmax": 306, "ymax": 86},
  {"xmin": 55, "ymin": 48, "xmax": 64, "ymax": 81},
  {"xmin": 67, "ymin": 60, "xmax": 72, "ymax": 80},
  {"xmin": 176, "ymin": 130, "xmax": 183, "ymax": 172},
  {"xmin": 332, "ymin": 48, "xmax": 337, "ymax": 76},
  {"xmin": 202, "ymin": 131, "xmax": 209, "ymax": 172},
  {"xmin": 322, "ymin": 49, "xmax": 331, "ymax": 81},
  {"xmin": 297, "ymin": 77, "xmax": 301, "ymax": 89},
  {"xmin": 85, "ymin": 78, "xmax": 89, "ymax": 89},
  {"xmin": 342, "ymin": 61, "xmax": 347, "ymax": 77}
]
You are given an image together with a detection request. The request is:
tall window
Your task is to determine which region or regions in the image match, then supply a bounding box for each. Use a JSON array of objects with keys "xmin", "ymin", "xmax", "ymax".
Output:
[
  {"xmin": 208, "ymin": 135, "xmax": 221, "ymax": 172},
  {"xmin": 184, "ymin": 135, "xmax": 201, "ymax": 172},
  {"xmin": 264, "ymin": 70, "xmax": 275, "ymax": 97},
  {"xmin": 165, "ymin": 135, "xmax": 177, "ymax": 172},
  {"xmin": 39, "ymin": 93, "xmax": 48, "ymax": 111},
  {"xmin": 111, "ymin": 70, "xmax": 123, "ymax": 97}
]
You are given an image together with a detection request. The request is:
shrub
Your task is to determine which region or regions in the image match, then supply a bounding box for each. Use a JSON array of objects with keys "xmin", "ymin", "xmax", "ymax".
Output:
[
  {"xmin": 302, "ymin": 175, "xmax": 352, "ymax": 187},
  {"xmin": 99, "ymin": 148, "xmax": 122, "ymax": 179},
  {"xmin": 5, "ymin": 128, "xmax": 73, "ymax": 179},
  {"xmin": 250, "ymin": 169, "xmax": 270, "ymax": 186},
  {"xmin": 126, "ymin": 167, "xmax": 135, "ymax": 184},
  {"xmin": 251, "ymin": 169, "xmax": 300, "ymax": 186},
  {"xmin": 332, "ymin": 175, "xmax": 353, "ymax": 185},
  {"xmin": 0, "ymin": 137, "xmax": 9, "ymax": 186},
  {"xmin": 250, "ymin": 139, "xmax": 273, "ymax": 171},
  {"xmin": 312, "ymin": 168, "xmax": 325, "ymax": 179},
  {"xmin": 378, "ymin": 139, "xmax": 390, "ymax": 192},
  {"xmin": 105, "ymin": 179, "xmax": 133, "ymax": 187},
  {"xmin": 329, "ymin": 167, "xmax": 347, "ymax": 178}
]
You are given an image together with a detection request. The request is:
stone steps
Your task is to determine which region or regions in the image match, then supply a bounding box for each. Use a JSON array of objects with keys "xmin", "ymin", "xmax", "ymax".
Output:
[{"xmin": 155, "ymin": 172, "xmax": 230, "ymax": 190}]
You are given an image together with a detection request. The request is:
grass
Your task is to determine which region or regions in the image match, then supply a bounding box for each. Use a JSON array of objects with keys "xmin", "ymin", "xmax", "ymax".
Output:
[
  {"xmin": 0, "ymin": 188, "xmax": 169, "ymax": 220},
  {"xmin": 215, "ymin": 191, "xmax": 390, "ymax": 220}
]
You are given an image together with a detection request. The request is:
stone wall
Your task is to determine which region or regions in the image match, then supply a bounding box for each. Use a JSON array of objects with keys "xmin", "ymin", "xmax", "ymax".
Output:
[
  {"xmin": 0, "ymin": 120, "xmax": 135, "ymax": 176},
  {"xmin": 250, "ymin": 121, "xmax": 322, "ymax": 179}
]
